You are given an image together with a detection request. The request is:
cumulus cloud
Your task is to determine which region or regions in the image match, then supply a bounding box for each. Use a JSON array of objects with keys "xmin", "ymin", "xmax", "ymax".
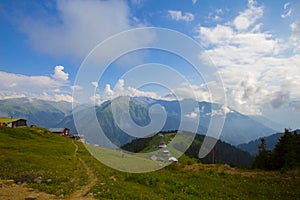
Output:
[
  {"xmin": 172, "ymin": 82, "xmax": 211, "ymax": 102},
  {"xmin": 93, "ymin": 79, "xmax": 159, "ymax": 104},
  {"xmin": 168, "ymin": 10, "xmax": 194, "ymax": 22},
  {"xmin": 90, "ymin": 79, "xmax": 214, "ymax": 105},
  {"xmin": 195, "ymin": 0, "xmax": 300, "ymax": 115},
  {"xmin": 52, "ymin": 65, "xmax": 69, "ymax": 81},
  {"xmin": 233, "ymin": 0, "xmax": 263, "ymax": 31},
  {"xmin": 0, "ymin": 66, "xmax": 73, "ymax": 102},
  {"xmin": 185, "ymin": 107, "xmax": 199, "ymax": 119}
]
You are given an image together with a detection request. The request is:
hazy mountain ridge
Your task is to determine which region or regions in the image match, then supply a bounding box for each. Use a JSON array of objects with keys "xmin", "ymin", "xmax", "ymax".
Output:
[
  {"xmin": 237, "ymin": 129, "xmax": 300, "ymax": 155},
  {"xmin": 0, "ymin": 97, "xmax": 276, "ymax": 146},
  {"xmin": 0, "ymin": 98, "xmax": 71, "ymax": 128}
]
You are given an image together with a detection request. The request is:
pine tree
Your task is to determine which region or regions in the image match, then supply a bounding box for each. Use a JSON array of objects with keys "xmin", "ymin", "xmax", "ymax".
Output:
[
  {"xmin": 272, "ymin": 129, "xmax": 300, "ymax": 169},
  {"xmin": 253, "ymin": 138, "xmax": 272, "ymax": 169}
]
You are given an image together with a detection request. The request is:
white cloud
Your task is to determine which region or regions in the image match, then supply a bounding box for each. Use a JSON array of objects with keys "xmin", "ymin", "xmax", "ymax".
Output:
[
  {"xmin": 52, "ymin": 65, "xmax": 69, "ymax": 81},
  {"xmin": 195, "ymin": 0, "xmax": 300, "ymax": 116},
  {"xmin": 197, "ymin": 25, "xmax": 234, "ymax": 46},
  {"xmin": 71, "ymin": 85, "xmax": 83, "ymax": 91},
  {"xmin": 211, "ymin": 105, "xmax": 232, "ymax": 116},
  {"xmin": 168, "ymin": 10, "xmax": 194, "ymax": 22},
  {"xmin": 0, "ymin": 66, "xmax": 73, "ymax": 102},
  {"xmin": 18, "ymin": 0, "xmax": 151, "ymax": 61},
  {"xmin": 45, "ymin": 93, "xmax": 73, "ymax": 102},
  {"xmin": 127, "ymin": 87, "xmax": 158, "ymax": 99},
  {"xmin": 192, "ymin": 0, "xmax": 197, "ymax": 5},
  {"xmin": 91, "ymin": 81, "xmax": 98, "ymax": 88},
  {"xmin": 0, "ymin": 71, "xmax": 63, "ymax": 91},
  {"xmin": 233, "ymin": 0, "xmax": 263, "ymax": 31},
  {"xmin": 97, "ymin": 79, "xmax": 159, "ymax": 103},
  {"xmin": 185, "ymin": 107, "xmax": 199, "ymax": 119},
  {"xmin": 185, "ymin": 112, "xmax": 198, "ymax": 119},
  {"xmin": 290, "ymin": 21, "xmax": 300, "ymax": 53},
  {"xmin": 103, "ymin": 84, "xmax": 114, "ymax": 99},
  {"xmin": 172, "ymin": 82, "xmax": 211, "ymax": 102},
  {"xmin": 91, "ymin": 79, "xmax": 212, "ymax": 104}
]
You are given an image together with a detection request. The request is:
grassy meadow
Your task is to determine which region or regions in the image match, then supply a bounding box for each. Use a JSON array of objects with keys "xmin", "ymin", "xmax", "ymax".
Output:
[{"xmin": 0, "ymin": 126, "xmax": 299, "ymax": 199}]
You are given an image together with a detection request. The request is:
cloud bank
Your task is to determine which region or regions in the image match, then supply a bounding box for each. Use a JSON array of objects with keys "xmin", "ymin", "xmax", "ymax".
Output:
[
  {"xmin": 196, "ymin": 0, "xmax": 300, "ymax": 116},
  {"xmin": 0, "ymin": 66, "xmax": 72, "ymax": 102}
]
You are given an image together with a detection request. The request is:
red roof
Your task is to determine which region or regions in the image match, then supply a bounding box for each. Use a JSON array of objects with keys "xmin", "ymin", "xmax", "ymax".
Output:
[{"xmin": 159, "ymin": 141, "xmax": 165, "ymax": 145}]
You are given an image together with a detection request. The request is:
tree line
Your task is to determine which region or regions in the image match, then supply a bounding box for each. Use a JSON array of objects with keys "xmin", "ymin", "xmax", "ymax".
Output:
[{"xmin": 253, "ymin": 129, "xmax": 300, "ymax": 170}]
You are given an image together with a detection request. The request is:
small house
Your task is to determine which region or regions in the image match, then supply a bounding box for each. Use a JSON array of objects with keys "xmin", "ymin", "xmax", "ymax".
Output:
[
  {"xmin": 158, "ymin": 140, "xmax": 167, "ymax": 148},
  {"xmin": 168, "ymin": 157, "xmax": 178, "ymax": 163},
  {"xmin": 163, "ymin": 150, "xmax": 170, "ymax": 157},
  {"xmin": 0, "ymin": 118, "xmax": 27, "ymax": 128},
  {"xmin": 68, "ymin": 134, "xmax": 81, "ymax": 140},
  {"xmin": 48, "ymin": 128, "xmax": 70, "ymax": 136},
  {"xmin": 158, "ymin": 133, "xmax": 164, "ymax": 137}
]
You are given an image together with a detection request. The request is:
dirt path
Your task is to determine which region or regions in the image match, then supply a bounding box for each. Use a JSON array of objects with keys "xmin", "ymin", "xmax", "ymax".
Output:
[
  {"xmin": 0, "ymin": 140, "xmax": 98, "ymax": 200},
  {"xmin": 67, "ymin": 140, "xmax": 97, "ymax": 200}
]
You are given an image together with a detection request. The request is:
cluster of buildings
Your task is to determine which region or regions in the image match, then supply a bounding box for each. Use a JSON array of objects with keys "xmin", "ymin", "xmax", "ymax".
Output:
[
  {"xmin": 48, "ymin": 128, "xmax": 81, "ymax": 140},
  {"xmin": 150, "ymin": 134, "xmax": 178, "ymax": 163}
]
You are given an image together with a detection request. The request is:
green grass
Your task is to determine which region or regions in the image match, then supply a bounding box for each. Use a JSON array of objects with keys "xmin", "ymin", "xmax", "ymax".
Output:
[
  {"xmin": 0, "ymin": 126, "xmax": 300, "ymax": 199},
  {"xmin": 0, "ymin": 126, "xmax": 87, "ymax": 196},
  {"xmin": 0, "ymin": 118, "xmax": 21, "ymax": 123}
]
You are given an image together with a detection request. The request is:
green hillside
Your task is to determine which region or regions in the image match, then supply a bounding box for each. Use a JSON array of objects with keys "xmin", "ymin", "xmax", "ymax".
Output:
[
  {"xmin": 0, "ymin": 127, "xmax": 299, "ymax": 199},
  {"xmin": 122, "ymin": 131, "xmax": 254, "ymax": 167},
  {"xmin": 0, "ymin": 126, "xmax": 87, "ymax": 196}
]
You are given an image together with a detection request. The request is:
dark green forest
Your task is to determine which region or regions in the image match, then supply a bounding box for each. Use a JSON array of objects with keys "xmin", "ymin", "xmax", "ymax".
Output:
[
  {"xmin": 253, "ymin": 129, "xmax": 300, "ymax": 170},
  {"xmin": 122, "ymin": 131, "xmax": 254, "ymax": 168}
]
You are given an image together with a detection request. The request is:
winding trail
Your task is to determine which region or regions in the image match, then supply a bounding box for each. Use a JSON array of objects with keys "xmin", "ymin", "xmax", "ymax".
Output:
[
  {"xmin": 0, "ymin": 140, "xmax": 98, "ymax": 200},
  {"xmin": 67, "ymin": 140, "xmax": 98, "ymax": 200}
]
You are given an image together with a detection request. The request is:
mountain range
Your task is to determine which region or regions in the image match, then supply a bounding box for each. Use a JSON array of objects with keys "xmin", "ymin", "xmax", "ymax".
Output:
[
  {"xmin": 0, "ymin": 97, "xmax": 277, "ymax": 146},
  {"xmin": 0, "ymin": 98, "xmax": 71, "ymax": 128},
  {"xmin": 237, "ymin": 129, "xmax": 300, "ymax": 155}
]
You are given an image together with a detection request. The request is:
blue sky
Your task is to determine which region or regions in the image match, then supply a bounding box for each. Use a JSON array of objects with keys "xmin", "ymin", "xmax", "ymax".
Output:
[{"xmin": 0, "ymin": 0, "xmax": 299, "ymax": 128}]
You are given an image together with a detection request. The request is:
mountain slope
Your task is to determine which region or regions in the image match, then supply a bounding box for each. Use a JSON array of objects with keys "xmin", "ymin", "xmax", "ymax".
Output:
[
  {"xmin": 249, "ymin": 115, "xmax": 285, "ymax": 132},
  {"xmin": 0, "ymin": 98, "xmax": 71, "ymax": 128},
  {"xmin": 0, "ymin": 126, "xmax": 87, "ymax": 196},
  {"xmin": 237, "ymin": 129, "xmax": 300, "ymax": 155},
  {"xmin": 60, "ymin": 97, "xmax": 275, "ymax": 146}
]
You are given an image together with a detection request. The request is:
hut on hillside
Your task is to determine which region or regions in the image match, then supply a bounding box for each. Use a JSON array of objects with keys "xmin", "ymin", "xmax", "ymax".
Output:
[
  {"xmin": 168, "ymin": 157, "xmax": 178, "ymax": 163},
  {"xmin": 48, "ymin": 128, "xmax": 70, "ymax": 136},
  {"xmin": 158, "ymin": 140, "xmax": 167, "ymax": 148},
  {"xmin": 0, "ymin": 118, "xmax": 27, "ymax": 128}
]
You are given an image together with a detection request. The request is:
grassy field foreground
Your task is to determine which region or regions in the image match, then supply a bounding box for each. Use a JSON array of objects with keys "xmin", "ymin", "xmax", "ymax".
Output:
[{"xmin": 0, "ymin": 127, "xmax": 299, "ymax": 199}]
